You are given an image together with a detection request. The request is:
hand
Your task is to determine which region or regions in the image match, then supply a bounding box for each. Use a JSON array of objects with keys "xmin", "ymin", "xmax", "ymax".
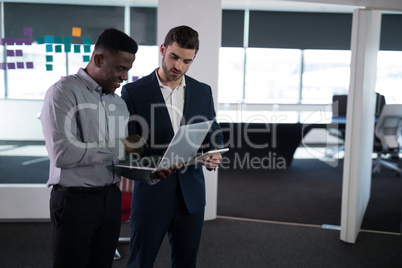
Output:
[
  {"xmin": 200, "ymin": 153, "xmax": 222, "ymax": 170},
  {"xmin": 122, "ymin": 134, "xmax": 148, "ymax": 155},
  {"xmin": 150, "ymin": 163, "xmax": 183, "ymax": 179}
]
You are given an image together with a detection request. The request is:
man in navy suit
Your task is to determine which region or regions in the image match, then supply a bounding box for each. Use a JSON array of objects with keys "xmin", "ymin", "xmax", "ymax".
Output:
[{"xmin": 121, "ymin": 25, "xmax": 224, "ymax": 268}]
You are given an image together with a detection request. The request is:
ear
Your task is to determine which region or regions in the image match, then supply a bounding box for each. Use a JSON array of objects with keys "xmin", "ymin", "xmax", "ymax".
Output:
[
  {"xmin": 93, "ymin": 53, "xmax": 104, "ymax": 68},
  {"xmin": 160, "ymin": 44, "xmax": 166, "ymax": 56}
]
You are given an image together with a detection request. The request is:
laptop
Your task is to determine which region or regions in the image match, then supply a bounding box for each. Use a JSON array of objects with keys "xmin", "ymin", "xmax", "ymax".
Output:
[{"xmin": 116, "ymin": 120, "xmax": 214, "ymax": 171}]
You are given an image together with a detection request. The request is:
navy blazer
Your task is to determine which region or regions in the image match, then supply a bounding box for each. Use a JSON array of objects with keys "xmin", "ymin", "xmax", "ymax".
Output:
[{"xmin": 121, "ymin": 71, "xmax": 224, "ymax": 215}]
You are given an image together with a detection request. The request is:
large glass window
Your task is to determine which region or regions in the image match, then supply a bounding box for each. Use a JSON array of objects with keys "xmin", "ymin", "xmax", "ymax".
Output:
[
  {"xmin": 218, "ymin": 47, "xmax": 244, "ymax": 103},
  {"xmin": 244, "ymin": 48, "xmax": 301, "ymax": 104},
  {"xmin": 219, "ymin": 9, "xmax": 402, "ymax": 106},
  {"xmin": 2, "ymin": 3, "xmax": 125, "ymax": 99},
  {"xmin": 115, "ymin": 45, "xmax": 159, "ymax": 96},
  {"xmin": 0, "ymin": 3, "xmax": 158, "ymax": 100},
  {"xmin": 376, "ymin": 51, "xmax": 402, "ymax": 104},
  {"xmin": 302, "ymin": 50, "xmax": 351, "ymax": 104},
  {"xmin": 218, "ymin": 47, "xmax": 402, "ymax": 105},
  {"xmin": 7, "ymin": 43, "xmax": 66, "ymax": 99}
]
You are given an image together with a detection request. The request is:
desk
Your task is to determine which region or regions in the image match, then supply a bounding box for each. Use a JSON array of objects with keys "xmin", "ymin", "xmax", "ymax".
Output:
[{"xmin": 217, "ymin": 110, "xmax": 342, "ymax": 169}]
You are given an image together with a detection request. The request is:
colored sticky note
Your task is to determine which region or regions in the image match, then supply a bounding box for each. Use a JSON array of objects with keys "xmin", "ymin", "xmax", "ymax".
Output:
[
  {"xmin": 74, "ymin": 45, "xmax": 81, "ymax": 53},
  {"xmin": 16, "ymin": 50, "xmax": 23, "ymax": 56},
  {"xmin": 6, "ymin": 50, "xmax": 15, "ymax": 57},
  {"xmin": 54, "ymin": 36, "xmax": 63, "ymax": 44},
  {"xmin": 72, "ymin": 27, "xmax": 81, "ymax": 37},
  {"xmin": 84, "ymin": 45, "xmax": 91, "ymax": 53},
  {"xmin": 45, "ymin": 35, "xmax": 54, "ymax": 44},
  {"xmin": 24, "ymin": 38, "xmax": 32, "ymax": 45},
  {"xmin": 15, "ymin": 38, "xmax": 24, "ymax": 45},
  {"xmin": 46, "ymin": 55, "xmax": 53, "ymax": 62},
  {"xmin": 26, "ymin": 62, "xmax": 34, "ymax": 69},
  {"xmin": 24, "ymin": 27, "xmax": 32, "ymax": 36},
  {"xmin": 64, "ymin": 37, "xmax": 72, "ymax": 44},
  {"xmin": 7, "ymin": 63, "xmax": 15, "ymax": 69},
  {"xmin": 83, "ymin": 55, "xmax": 90, "ymax": 62},
  {"xmin": 46, "ymin": 64, "xmax": 53, "ymax": 71},
  {"xmin": 0, "ymin": 39, "xmax": 4, "ymax": 46},
  {"xmin": 55, "ymin": 45, "xmax": 62, "ymax": 53},
  {"xmin": 64, "ymin": 44, "xmax": 71, "ymax": 52},
  {"xmin": 132, "ymin": 76, "xmax": 139, "ymax": 82},
  {"xmin": 0, "ymin": 63, "xmax": 6, "ymax": 70},
  {"xmin": 17, "ymin": 62, "xmax": 24, "ymax": 69},
  {"xmin": 46, "ymin": 44, "xmax": 53, "ymax": 52},
  {"xmin": 36, "ymin": 37, "xmax": 45, "ymax": 44},
  {"xmin": 6, "ymin": 38, "xmax": 15, "ymax": 45},
  {"xmin": 83, "ymin": 37, "xmax": 91, "ymax": 45}
]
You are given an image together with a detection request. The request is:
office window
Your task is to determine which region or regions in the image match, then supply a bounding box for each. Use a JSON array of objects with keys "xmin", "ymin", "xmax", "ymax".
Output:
[
  {"xmin": 2, "ymin": 3, "xmax": 125, "ymax": 99},
  {"xmin": 7, "ymin": 43, "xmax": 66, "ymax": 99},
  {"xmin": 244, "ymin": 48, "xmax": 301, "ymax": 104},
  {"xmin": 248, "ymin": 11, "xmax": 352, "ymax": 50},
  {"xmin": 0, "ymin": 3, "xmax": 158, "ymax": 100},
  {"xmin": 376, "ymin": 51, "xmax": 402, "ymax": 104},
  {"xmin": 221, "ymin": 10, "xmax": 244, "ymax": 47},
  {"xmin": 218, "ymin": 47, "xmax": 244, "ymax": 103},
  {"xmin": 115, "ymin": 45, "xmax": 159, "ymax": 96},
  {"xmin": 302, "ymin": 50, "xmax": 351, "ymax": 104},
  {"xmin": 0, "ymin": 45, "xmax": 4, "ymax": 98},
  {"xmin": 218, "ymin": 10, "xmax": 402, "ymax": 106},
  {"xmin": 130, "ymin": 7, "xmax": 157, "ymax": 45},
  {"xmin": 67, "ymin": 44, "xmax": 95, "ymax": 78}
]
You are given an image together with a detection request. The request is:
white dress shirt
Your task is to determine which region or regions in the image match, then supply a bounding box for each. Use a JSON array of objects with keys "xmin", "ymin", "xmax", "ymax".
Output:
[{"xmin": 156, "ymin": 70, "xmax": 186, "ymax": 134}]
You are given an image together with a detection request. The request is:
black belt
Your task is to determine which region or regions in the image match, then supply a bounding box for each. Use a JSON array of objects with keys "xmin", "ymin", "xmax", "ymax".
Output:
[{"xmin": 53, "ymin": 184, "xmax": 116, "ymax": 194}]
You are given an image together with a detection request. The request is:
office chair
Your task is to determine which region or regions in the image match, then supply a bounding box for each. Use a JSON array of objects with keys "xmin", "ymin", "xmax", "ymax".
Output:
[
  {"xmin": 324, "ymin": 95, "xmax": 347, "ymax": 159},
  {"xmin": 325, "ymin": 93, "xmax": 386, "ymax": 160},
  {"xmin": 372, "ymin": 104, "xmax": 402, "ymax": 176},
  {"xmin": 114, "ymin": 177, "xmax": 134, "ymax": 260}
]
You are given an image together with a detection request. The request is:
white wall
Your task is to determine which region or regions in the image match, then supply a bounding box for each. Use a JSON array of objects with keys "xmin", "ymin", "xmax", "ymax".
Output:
[{"xmin": 340, "ymin": 9, "xmax": 381, "ymax": 244}]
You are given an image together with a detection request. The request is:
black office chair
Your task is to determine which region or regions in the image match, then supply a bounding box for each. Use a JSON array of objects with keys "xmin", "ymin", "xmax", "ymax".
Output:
[
  {"xmin": 324, "ymin": 95, "xmax": 347, "ymax": 159},
  {"xmin": 372, "ymin": 104, "xmax": 402, "ymax": 176},
  {"xmin": 325, "ymin": 93, "xmax": 386, "ymax": 160}
]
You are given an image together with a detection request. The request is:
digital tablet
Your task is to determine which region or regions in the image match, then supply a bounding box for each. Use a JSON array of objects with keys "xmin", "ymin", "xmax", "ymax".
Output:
[{"xmin": 187, "ymin": 148, "xmax": 229, "ymax": 165}]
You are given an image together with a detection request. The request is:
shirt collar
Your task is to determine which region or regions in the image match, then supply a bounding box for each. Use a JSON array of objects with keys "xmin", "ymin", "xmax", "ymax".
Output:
[{"xmin": 155, "ymin": 68, "xmax": 186, "ymax": 91}]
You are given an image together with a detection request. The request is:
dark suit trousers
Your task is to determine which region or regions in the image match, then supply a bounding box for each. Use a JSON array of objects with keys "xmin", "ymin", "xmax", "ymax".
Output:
[
  {"xmin": 50, "ymin": 184, "xmax": 121, "ymax": 268},
  {"xmin": 126, "ymin": 183, "xmax": 205, "ymax": 268}
]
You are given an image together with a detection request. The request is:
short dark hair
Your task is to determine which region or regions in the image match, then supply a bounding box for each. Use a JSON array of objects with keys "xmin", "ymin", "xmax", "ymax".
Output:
[
  {"xmin": 164, "ymin": 25, "xmax": 199, "ymax": 54},
  {"xmin": 95, "ymin": 28, "xmax": 138, "ymax": 54}
]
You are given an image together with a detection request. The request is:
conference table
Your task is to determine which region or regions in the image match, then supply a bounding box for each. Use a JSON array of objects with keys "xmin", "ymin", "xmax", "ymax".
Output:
[{"xmin": 216, "ymin": 110, "xmax": 344, "ymax": 169}]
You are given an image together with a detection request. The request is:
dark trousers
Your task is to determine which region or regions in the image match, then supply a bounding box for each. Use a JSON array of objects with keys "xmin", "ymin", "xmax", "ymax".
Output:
[
  {"xmin": 126, "ymin": 188, "xmax": 205, "ymax": 268},
  {"xmin": 50, "ymin": 184, "xmax": 121, "ymax": 268}
]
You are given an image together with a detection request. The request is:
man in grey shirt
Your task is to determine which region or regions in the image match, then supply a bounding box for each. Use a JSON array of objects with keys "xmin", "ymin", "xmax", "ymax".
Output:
[{"xmin": 41, "ymin": 29, "xmax": 175, "ymax": 268}]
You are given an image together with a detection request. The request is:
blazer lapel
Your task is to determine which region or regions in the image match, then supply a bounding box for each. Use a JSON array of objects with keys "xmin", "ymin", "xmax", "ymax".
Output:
[
  {"xmin": 149, "ymin": 72, "xmax": 175, "ymax": 136},
  {"xmin": 182, "ymin": 76, "xmax": 192, "ymax": 125}
]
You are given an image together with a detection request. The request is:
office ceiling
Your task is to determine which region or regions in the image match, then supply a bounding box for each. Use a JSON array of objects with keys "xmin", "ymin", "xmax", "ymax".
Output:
[{"xmin": 14, "ymin": 0, "xmax": 402, "ymax": 13}]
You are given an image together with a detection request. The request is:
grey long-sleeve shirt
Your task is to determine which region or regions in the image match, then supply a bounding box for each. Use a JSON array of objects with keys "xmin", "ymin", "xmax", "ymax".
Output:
[{"xmin": 41, "ymin": 68, "xmax": 129, "ymax": 187}]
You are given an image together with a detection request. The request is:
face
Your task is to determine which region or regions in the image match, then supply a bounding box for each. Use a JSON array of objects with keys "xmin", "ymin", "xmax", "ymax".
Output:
[
  {"xmin": 159, "ymin": 42, "xmax": 196, "ymax": 83},
  {"xmin": 95, "ymin": 49, "xmax": 136, "ymax": 94}
]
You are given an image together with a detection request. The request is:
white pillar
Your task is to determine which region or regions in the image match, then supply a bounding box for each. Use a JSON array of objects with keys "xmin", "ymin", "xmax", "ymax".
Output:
[
  {"xmin": 157, "ymin": 0, "xmax": 222, "ymax": 220},
  {"xmin": 340, "ymin": 8, "xmax": 382, "ymax": 243}
]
